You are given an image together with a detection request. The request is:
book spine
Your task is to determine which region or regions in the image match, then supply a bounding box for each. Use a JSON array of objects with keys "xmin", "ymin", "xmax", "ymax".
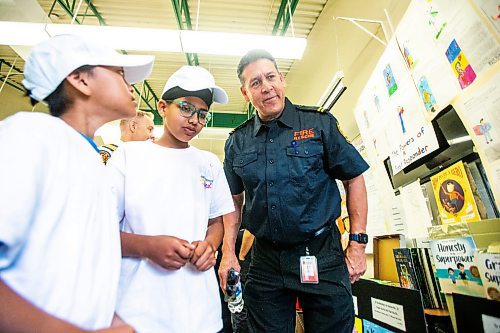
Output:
[{"xmin": 410, "ymin": 248, "xmax": 433, "ymax": 309}]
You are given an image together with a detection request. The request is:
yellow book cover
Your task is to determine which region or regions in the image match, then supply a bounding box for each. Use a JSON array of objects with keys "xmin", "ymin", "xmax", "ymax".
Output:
[{"xmin": 430, "ymin": 161, "xmax": 481, "ymax": 223}]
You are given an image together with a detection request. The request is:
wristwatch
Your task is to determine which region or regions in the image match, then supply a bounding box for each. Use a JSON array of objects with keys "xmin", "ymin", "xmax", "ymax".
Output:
[{"xmin": 349, "ymin": 233, "xmax": 369, "ymax": 244}]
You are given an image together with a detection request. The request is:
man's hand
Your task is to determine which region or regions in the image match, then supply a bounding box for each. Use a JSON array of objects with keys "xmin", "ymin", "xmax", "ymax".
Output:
[
  {"xmin": 190, "ymin": 240, "xmax": 217, "ymax": 271},
  {"xmin": 344, "ymin": 242, "xmax": 367, "ymax": 283},
  {"xmin": 218, "ymin": 252, "xmax": 240, "ymax": 292},
  {"xmin": 145, "ymin": 235, "xmax": 195, "ymax": 270}
]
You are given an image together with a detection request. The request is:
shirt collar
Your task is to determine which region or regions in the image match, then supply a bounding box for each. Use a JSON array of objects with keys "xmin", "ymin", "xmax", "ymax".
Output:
[{"xmin": 252, "ymin": 97, "xmax": 295, "ymax": 136}]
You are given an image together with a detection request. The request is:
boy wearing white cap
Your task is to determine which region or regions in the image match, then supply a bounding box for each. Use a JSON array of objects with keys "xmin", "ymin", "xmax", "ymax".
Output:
[
  {"xmin": 0, "ymin": 34, "xmax": 154, "ymax": 332},
  {"xmin": 107, "ymin": 65, "xmax": 235, "ymax": 333}
]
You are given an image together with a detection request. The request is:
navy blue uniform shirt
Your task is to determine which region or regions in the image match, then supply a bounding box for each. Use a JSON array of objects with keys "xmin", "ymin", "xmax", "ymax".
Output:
[{"xmin": 224, "ymin": 98, "xmax": 369, "ymax": 244}]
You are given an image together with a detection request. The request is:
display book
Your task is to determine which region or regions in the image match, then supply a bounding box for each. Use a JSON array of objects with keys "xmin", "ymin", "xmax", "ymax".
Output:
[
  {"xmin": 393, "ymin": 247, "xmax": 445, "ymax": 309},
  {"xmin": 429, "ymin": 160, "xmax": 486, "ymax": 224}
]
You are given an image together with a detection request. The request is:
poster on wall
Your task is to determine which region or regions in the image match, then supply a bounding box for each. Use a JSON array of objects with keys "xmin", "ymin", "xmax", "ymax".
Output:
[
  {"xmin": 445, "ymin": 38, "xmax": 477, "ymax": 89},
  {"xmin": 396, "ymin": 0, "xmax": 460, "ymax": 117},
  {"xmin": 454, "ymin": 69, "xmax": 500, "ymax": 200},
  {"xmin": 430, "ymin": 161, "xmax": 481, "ymax": 224},
  {"xmin": 426, "ymin": 0, "xmax": 500, "ymax": 77},
  {"xmin": 472, "ymin": 0, "xmax": 500, "ymax": 33},
  {"xmin": 375, "ymin": 40, "xmax": 440, "ymax": 175},
  {"xmin": 454, "ymin": 70, "xmax": 500, "ymax": 164}
]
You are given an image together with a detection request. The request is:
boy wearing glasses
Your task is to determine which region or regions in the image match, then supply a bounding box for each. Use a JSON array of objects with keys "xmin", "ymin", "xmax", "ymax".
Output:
[{"xmin": 107, "ymin": 66, "xmax": 235, "ymax": 333}]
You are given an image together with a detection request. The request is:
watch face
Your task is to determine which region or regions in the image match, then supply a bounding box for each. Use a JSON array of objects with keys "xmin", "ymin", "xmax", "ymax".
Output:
[
  {"xmin": 350, "ymin": 233, "xmax": 369, "ymax": 244},
  {"xmin": 360, "ymin": 234, "xmax": 369, "ymax": 243}
]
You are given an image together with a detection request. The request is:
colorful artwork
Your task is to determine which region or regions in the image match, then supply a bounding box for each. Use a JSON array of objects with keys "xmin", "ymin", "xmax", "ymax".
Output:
[
  {"xmin": 383, "ymin": 64, "xmax": 398, "ymax": 96},
  {"xmin": 430, "ymin": 236, "xmax": 484, "ymax": 296},
  {"xmin": 417, "ymin": 76, "xmax": 438, "ymax": 113},
  {"xmin": 445, "ymin": 39, "xmax": 477, "ymax": 89},
  {"xmin": 403, "ymin": 43, "xmax": 416, "ymax": 69},
  {"xmin": 362, "ymin": 319, "xmax": 394, "ymax": 333},
  {"xmin": 397, "ymin": 106, "xmax": 406, "ymax": 134},
  {"xmin": 353, "ymin": 317, "xmax": 363, "ymax": 333},
  {"xmin": 430, "ymin": 161, "xmax": 481, "ymax": 223},
  {"xmin": 426, "ymin": 3, "xmax": 447, "ymax": 39},
  {"xmin": 473, "ymin": 118, "xmax": 494, "ymax": 144}
]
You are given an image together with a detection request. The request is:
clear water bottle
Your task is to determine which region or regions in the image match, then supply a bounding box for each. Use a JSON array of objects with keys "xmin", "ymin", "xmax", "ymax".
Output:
[{"xmin": 225, "ymin": 268, "xmax": 244, "ymax": 313}]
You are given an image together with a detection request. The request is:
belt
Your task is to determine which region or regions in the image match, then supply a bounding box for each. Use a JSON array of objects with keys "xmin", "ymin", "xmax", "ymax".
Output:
[
  {"xmin": 312, "ymin": 224, "xmax": 330, "ymax": 238},
  {"xmin": 262, "ymin": 223, "xmax": 333, "ymax": 249}
]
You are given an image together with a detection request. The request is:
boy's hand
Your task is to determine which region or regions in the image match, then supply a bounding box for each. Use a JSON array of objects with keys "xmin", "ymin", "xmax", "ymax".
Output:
[
  {"xmin": 190, "ymin": 240, "xmax": 216, "ymax": 271},
  {"xmin": 146, "ymin": 235, "xmax": 195, "ymax": 270},
  {"xmin": 93, "ymin": 325, "xmax": 135, "ymax": 333}
]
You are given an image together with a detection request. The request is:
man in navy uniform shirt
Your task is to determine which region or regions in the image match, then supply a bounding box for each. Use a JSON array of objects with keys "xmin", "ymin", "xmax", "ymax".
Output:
[{"xmin": 219, "ymin": 49, "xmax": 369, "ymax": 333}]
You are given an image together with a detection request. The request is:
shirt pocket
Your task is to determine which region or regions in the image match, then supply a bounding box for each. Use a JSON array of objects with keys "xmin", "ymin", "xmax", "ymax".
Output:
[
  {"xmin": 233, "ymin": 151, "xmax": 259, "ymax": 185},
  {"xmin": 286, "ymin": 142, "xmax": 323, "ymax": 185}
]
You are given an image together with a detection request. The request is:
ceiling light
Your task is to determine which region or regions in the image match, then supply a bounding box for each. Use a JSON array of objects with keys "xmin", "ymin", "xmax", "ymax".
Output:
[
  {"xmin": 0, "ymin": 21, "xmax": 307, "ymax": 59},
  {"xmin": 181, "ymin": 30, "xmax": 306, "ymax": 59},
  {"xmin": 317, "ymin": 70, "xmax": 347, "ymax": 111}
]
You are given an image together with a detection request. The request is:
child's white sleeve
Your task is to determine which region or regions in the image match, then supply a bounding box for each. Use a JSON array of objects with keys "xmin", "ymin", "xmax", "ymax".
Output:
[
  {"xmin": 209, "ymin": 157, "xmax": 235, "ymax": 219},
  {"xmin": 0, "ymin": 117, "xmax": 43, "ymax": 269},
  {"xmin": 106, "ymin": 146, "xmax": 127, "ymax": 225}
]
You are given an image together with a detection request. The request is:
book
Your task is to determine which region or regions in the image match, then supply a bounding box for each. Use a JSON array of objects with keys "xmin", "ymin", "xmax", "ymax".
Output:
[
  {"xmin": 420, "ymin": 248, "xmax": 442, "ymax": 309},
  {"xmin": 475, "ymin": 252, "xmax": 500, "ymax": 301},
  {"xmin": 429, "ymin": 236, "xmax": 484, "ymax": 297},
  {"xmin": 409, "ymin": 248, "xmax": 433, "ymax": 309},
  {"xmin": 393, "ymin": 248, "xmax": 419, "ymax": 290},
  {"xmin": 430, "ymin": 160, "xmax": 481, "ymax": 223}
]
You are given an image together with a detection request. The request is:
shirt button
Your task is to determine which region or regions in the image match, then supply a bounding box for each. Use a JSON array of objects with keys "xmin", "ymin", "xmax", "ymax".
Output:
[
  {"xmin": 269, "ymin": 182, "xmax": 274, "ymax": 187},
  {"xmin": 269, "ymin": 159, "xmax": 274, "ymax": 164},
  {"xmin": 269, "ymin": 139, "xmax": 274, "ymax": 143},
  {"xmin": 274, "ymin": 228, "xmax": 278, "ymax": 233},
  {"xmin": 271, "ymin": 205, "xmax": 276, "ymax": 210},
  {"xmin": 305, "ymin": 150, "xmax": 309, "ymax": 155}
]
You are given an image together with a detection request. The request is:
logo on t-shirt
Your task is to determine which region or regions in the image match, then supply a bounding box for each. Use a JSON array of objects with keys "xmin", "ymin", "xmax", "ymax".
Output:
[{"xmin": 201, "ymin": 175, "xmax": 213, "ymax": 189}]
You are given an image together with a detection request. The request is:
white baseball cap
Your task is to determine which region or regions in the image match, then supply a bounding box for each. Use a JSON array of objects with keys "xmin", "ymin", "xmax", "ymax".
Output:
[
  {"xmin": 23, "ymin": 34, "xmax": 155, "ymax": 102},
  {"xmin": 161, "ymin": 65, "xmax": 228, "ymax": 105}
]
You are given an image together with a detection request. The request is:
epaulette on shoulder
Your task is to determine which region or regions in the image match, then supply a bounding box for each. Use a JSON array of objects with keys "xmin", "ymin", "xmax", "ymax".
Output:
[
  {"xmin": 296, "ymin": 105, "xmax": 327, "ymax": 113},
  {"xmin": 229, "ymin": 116, "xmax": 254, "ymax": 135}
]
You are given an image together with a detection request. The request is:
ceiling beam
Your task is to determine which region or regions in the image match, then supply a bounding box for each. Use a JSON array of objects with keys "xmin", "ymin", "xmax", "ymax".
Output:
[
  {"xmin": 0, "ymin": 59, "xmax": 25, "ymax": 93},
  {"xmin": 272, "ymin": 0, "xmax": 300, "ymax": 36},
  {"xmin": 170, "ymin": 0, "xmax": 199, "ymax": 66}
]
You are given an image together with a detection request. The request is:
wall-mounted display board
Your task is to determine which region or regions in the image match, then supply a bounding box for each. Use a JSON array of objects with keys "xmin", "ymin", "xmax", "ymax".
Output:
[{"xmin": 354, "ymin": 0, "xmax": 500, "ymax": 236}]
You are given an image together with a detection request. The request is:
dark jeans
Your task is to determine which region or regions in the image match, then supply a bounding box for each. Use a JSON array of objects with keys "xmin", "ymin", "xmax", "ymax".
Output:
[{"xmin": 245, "ymin": 227, "xmax": 354, "ymax": 333}]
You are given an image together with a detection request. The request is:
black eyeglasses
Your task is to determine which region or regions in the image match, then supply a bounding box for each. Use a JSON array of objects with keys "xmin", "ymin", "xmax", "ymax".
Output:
[{"xmin": 166, "ymin": 100, "xmax": 211, "ymax": 125}]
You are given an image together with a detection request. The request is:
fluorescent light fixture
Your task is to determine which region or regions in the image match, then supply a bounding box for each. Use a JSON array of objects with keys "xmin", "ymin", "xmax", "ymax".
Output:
[
  {"xmin": 45, "ymin": 24, "xmax": 183, "ymax": 52},
  {"xmin": 0, "ymin": 21, "xmax": 307, "ymax": 59},
  {"xmin": 181, "ymin": 30, "xmax": 306, "ymax": 59},
  {"xmin": 317, "ymin": 70, "xmax": 347, "ymax": 110}
]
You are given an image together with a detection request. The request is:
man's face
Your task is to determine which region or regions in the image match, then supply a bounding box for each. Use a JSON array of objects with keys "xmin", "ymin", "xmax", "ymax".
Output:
[
  {"xmin": 240, "ymin": 59, "xmax": 286, "ymax": 122},
  {"xmin": 130, "ymin": 115, "xmax": 155, "ymax": 141}
]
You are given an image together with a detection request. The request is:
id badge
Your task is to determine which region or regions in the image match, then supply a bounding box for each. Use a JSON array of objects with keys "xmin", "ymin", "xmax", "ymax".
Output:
[{"xmin": 300, "ymin": 255, "xmax": 319, "ymax": 284}]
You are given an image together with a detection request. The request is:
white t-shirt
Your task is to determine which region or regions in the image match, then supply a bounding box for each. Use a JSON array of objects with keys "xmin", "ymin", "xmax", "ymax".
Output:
[
  {"xmin": 108, "ymin": 141, "xmax": 235, "ymax": 333},
  {"xmin": 0, "ymin": 112, "xmax": 121, "ymax": 329}
]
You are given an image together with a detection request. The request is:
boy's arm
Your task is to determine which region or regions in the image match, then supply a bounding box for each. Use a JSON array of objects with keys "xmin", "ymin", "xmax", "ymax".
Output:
[
  {"xmin": 0, "ymin": 279, "xmax": 134, "ymax": 333},
  {"xmin": 190, "ymin": 216, "xmax": 224, "ymax": 271},
  {"xmin": 120, "ymin": 232, "xmax": 195, "ymax": 270}
]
